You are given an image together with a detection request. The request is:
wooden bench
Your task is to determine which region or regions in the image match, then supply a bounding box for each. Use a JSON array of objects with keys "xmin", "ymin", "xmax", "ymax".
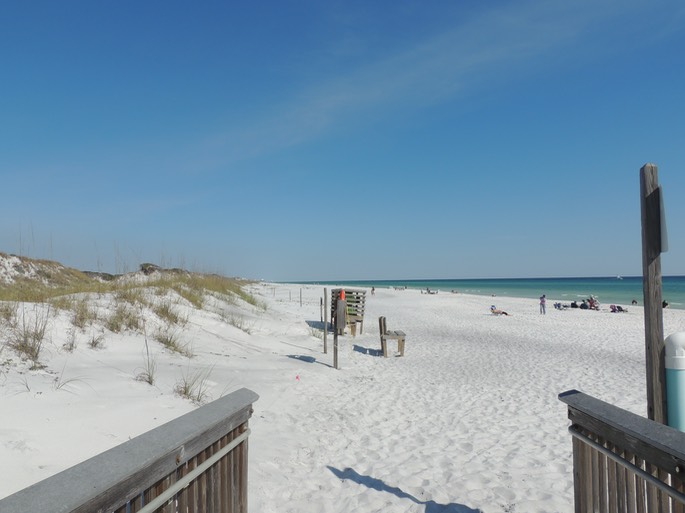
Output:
[{"xmin": 378, "ymin": 316, "xmax": 406, "ymax": 358}]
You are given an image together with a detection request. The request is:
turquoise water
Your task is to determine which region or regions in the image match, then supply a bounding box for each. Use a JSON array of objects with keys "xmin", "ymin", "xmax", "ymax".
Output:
[{"xmin": 302, "ymin": 276, "xmax": 685, "ymax": 310}]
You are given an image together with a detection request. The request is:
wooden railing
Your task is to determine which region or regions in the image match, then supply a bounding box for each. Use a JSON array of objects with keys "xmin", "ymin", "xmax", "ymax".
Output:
[
  {"xmin": 559, "ymin": 389, "xmax": 685, "ymax": 513},
  {"xmin": 0, "ymin": 387, "xmax": 259, "ymax": 513}
]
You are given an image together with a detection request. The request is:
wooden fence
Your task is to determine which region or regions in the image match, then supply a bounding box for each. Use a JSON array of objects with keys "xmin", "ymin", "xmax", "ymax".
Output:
[
  {"xmin": 559, "ymin": 389, "xmax": 685, "ymax": 513},
  {"xmin": 0, "ymin": 387, "xmax": 259, "ymax": 513}
]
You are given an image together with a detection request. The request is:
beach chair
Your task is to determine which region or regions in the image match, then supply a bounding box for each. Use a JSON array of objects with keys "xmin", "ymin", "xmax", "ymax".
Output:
[{"xmin": 378, "ymin": 316, "xmax": 406, "ymax": 358}]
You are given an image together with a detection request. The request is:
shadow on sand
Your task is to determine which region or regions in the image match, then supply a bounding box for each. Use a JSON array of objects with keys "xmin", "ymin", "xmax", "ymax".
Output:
[
  {"xmin": 286, "ymin": 354, "xmax": 333, "ymax": 368},
  {"xmin": 353, "ymin": 344, "xmax": 383, "ymax": 357},
  {"xmin": 306, "ymin": 320, "xmax": 331, "ymax": 331},
  {"xmin": 327, "ymin": 466, "xmax": 482, "ymax": 513}
]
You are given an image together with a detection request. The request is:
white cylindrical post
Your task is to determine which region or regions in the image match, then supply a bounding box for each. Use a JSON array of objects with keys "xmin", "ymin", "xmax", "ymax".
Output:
[{"xmin": 665, "ymin": 332, "xmax": 685, "ymax": 431}]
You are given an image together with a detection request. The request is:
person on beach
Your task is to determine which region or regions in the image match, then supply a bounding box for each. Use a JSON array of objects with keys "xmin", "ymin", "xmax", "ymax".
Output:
[
  {"xmin": 491, "ymin": 305, "xmax": 510, "ymax": 316},
  {"xmin": 540, "ymin": 294, "xmax": 546, "ymax": 314}
]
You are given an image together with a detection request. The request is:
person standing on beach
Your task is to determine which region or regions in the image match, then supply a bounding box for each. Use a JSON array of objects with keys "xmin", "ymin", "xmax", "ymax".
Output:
[{"xmin": 540, "ymin": 294, "xmax": 546, "ymax": 314}]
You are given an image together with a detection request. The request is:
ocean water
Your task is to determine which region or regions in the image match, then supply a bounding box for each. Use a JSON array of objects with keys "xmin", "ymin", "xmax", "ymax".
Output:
[{"xmin": 304, "ymin": 276, "xmax": 685, "ymax": 310}]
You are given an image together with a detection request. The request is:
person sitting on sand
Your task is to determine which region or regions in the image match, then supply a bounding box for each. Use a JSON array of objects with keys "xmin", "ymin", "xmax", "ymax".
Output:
[
  {"xmin": 580, "ymin": 300, "xmax": 589, "ymax": 310},
  {"xmin": 490, "ymin": 305, "xmax": 510, "ymax": 316}
]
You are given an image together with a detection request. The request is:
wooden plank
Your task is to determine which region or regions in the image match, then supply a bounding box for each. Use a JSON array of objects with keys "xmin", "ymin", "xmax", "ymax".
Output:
[
  {"xmin": 625, "ymin": 450, "xmax": 637, "ymax": 513},
  {"xmin": 176, "ymin": 461, "xmax": 189, "ymax": 513},
  {"xmin": 607, "ymin": 441, "xmax": 618, "ymax": 512},
  {"xmin": 659, "ymin": 468, "xmax": 670, "ymax": 513},
  {"xmin": 239, "ymin": 424, "xmax": 249, "ymax": 513},
  {"xmin": 0, "ymin": 388, "xmax": 258, "ymax": 513},
  {"xmin": 219, "ymin": 434, "xmax": 228, "ymax": 513},
  {"xmin": 640, "ymin": 163, "xmax": 667, "ymax": 424},
  {"xmin": 189, "ymin": 455, "xmax": 200, "ymax": 513},
  {"xmin": 645, "ymin": 463, "xmax": 659, "ymax": 513},
  {"xmin": 197, "ymin": 460, "xmax": 206, "ymax": 513},
  {"xmin": 559, "ymin": 390, "xmax": 685, "ymax": 473},
  {"xmin": 617, "ymin": 447, "xmax": 627, "ymax": 513},
  {"xmin": 572, "ymin": 435, "xmax": 583, "ymax": 513},
  {"xmin": 635, "ymin": 455, "xmax": 646, "ymax": 513},
  {"xmin": 598, "ymin": 436, "xmax": 608, "ymax": 513},
  {"xmin": 590, "ymin": 434, "xmax": 600, "ymax": 511},
  {"xmin": 323, "ymin": 288, "xmax": 328, "ymax": 354},
  {"xmin": 674, "ymin": 472, "xmax": 685, "ymax": 513},
  {"xmin": 207, "ymin": 441, "xmax": 217, "ymax": 513}
]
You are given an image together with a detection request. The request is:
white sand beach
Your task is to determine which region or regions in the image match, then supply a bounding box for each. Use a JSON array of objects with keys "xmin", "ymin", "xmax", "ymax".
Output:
[{"xmin": 2, "ymin": 281, "xmax": 685, "ymax": 512}]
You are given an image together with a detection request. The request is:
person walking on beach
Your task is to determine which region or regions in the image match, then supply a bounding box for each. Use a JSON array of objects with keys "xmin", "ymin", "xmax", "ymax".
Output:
[{"xmin": 540, "ymin": 294, "xmax": 546, "ymax": 315}]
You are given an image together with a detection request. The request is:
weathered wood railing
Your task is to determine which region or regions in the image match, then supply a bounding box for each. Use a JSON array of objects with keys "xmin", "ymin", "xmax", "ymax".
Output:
[
  {"xmin": 0, "ymin": 387, "xmax": 259, "ymax": 513},
  {"xmin": 560, "ymin": 389, "xmax": 685, "ymax": 513}
]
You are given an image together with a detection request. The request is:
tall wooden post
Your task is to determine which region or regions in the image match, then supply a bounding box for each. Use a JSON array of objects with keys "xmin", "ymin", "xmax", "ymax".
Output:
[
  {"xmin": 333, "ymin": 298, "xmax": 346, "ymax": 370},
  {"xmin": 640, "ymin": 163, "xmax": 667, "ymax": 424},
  {"xmin": 323, "ymin": 288, "xmax": 328, "ymax": 354}
]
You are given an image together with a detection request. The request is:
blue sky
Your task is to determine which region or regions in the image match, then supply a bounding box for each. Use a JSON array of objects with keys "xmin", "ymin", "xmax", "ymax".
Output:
[{"xmin": 1, "ymin": 1, "xmax": 684, "ymax": 281}]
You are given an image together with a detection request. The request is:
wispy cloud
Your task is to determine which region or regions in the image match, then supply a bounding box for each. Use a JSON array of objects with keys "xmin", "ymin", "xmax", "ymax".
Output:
[{"xmin": 199, "ymin": 0, "xmax": 665, "ymax": 166}]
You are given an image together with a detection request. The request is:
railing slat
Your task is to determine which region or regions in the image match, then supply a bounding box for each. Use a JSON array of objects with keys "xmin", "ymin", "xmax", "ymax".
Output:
[
  {"xmin": 626, "ymin": 450, "xmax": 638, "ymax": 513},
  {"xmin": 599, "ymin": 437, "xmax": 609, "ymax": 513}
]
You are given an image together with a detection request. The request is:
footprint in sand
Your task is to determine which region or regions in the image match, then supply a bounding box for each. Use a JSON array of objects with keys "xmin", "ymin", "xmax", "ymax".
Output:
[{"xmin": 4, "ymin": 439, "xmax": 34, "ymax": 453}]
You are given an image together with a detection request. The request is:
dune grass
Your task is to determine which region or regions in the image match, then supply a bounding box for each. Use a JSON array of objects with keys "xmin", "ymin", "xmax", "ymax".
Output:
[
  {"xmin": 7, "ymin": 304, "xmax": 51, "ymax": 363},
  {"xmin": 1, "ymin": 258, "xmax": 260, "ymax": 369},
  {"xmin": 174, "ymin": 365, "xmax": 213, "ymax": 404}
]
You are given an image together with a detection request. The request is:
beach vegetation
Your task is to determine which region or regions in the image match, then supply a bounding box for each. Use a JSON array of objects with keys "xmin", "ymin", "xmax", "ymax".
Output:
[
  {"xmin": 88, "ymin": 331, "xmax": 105, "ymax": 349},
  {"xmin": 136, "ymin": 343, "xmax": 157, "ymax": 385},
  {"xmin": 7, "ymin": 304, "xmax": 51, "ymax": 363},
  {"xmin": 115, "ymin": 286, "xmax": 148, "ymax": 307},
  {"xmin": 72, "ymin": 296, "xmax": 98, "ymax": 329},
  {"xmin": 0, "ymin": 301, "xmax": 18, "ymax": 325},
  {"xmin": 154, "ymin": 328, "xmax": 193, "ymax": 357},
  {"xmin": 63, "ymin": 328, "xmax": 77, "ymax": 352},
  {"xmin": 152, "ymin": 300, "xmax": 187, "ymax": 326},
  {"xmin": 223, "ymin": 312, "xmax": 255, "ymax": 334},
  {"xmin": 174, "ymin": 365, "xmax": 213, "ymax": 404},
  {"xmin": 105, "ymin": 304, "xmax": 141, "ymax": 333},
  {"xmin": 53, "ymin": 364, "xmax": 87, "ymax": 392}
]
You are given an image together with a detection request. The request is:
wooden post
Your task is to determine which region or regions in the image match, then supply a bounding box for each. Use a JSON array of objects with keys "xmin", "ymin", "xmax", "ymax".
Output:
[
  {"xmin": 640, "ymin": 163, "xmax": 667, "ymax": 424},
  {"xmin": 334, "ymin": 298, "xmax": 346, "ymax": 370},
  {"xmin": 333, "ymin": 329, "xmax": 338, "ymax": 370},
  {"xmin": 323, "ymin": 288, "xmax": 328, "ymax": 354},
  {"xmin": 300, "ymin": 288, "xmax": 302, "ymax": 307}
]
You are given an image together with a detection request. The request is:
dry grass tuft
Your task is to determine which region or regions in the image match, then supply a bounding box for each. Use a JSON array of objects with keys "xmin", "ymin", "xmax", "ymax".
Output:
[{"xmin": 174, "ymin": 366, "xmax": 213, "ymax": 404}]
